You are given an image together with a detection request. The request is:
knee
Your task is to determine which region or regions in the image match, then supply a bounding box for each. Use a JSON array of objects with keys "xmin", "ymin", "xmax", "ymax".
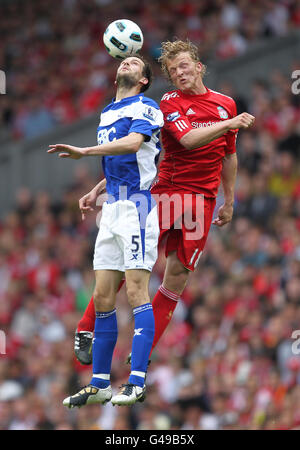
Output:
[
  {"xmin": 170, "ymin": 263, "xmax": 189, "ymax": 279},
  {"xmin": 166, "ymin": 274, "xmax": 188, "ymax": 294},
  {"xmin": 164, "ymin": 262, "xmax": 189, "ymax": 295},
  {"xmin": 126, "ymin": 281, "xmax": 147, "ymax": 309},
  {"xmin": 93, "ymin": 288, "xmax": 115, "ymax": 311}
]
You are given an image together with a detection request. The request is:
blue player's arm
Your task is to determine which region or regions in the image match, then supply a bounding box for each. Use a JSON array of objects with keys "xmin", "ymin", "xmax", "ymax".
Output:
[
  {"xmin": 79, "ymin": 178, "xmax": 107, "ymax": 221},
  {"xmin": 48, "ymin": 132, "xmax": 144, "ymax": 159}
]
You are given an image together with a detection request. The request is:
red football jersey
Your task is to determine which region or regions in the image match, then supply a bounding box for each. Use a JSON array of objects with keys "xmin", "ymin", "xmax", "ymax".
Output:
[{"xmin": 158, "ymin": 87, "xmax": 238, "ymax": 198}]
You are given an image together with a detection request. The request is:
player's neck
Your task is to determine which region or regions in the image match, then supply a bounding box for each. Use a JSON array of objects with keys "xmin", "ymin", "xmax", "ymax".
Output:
[
  {"xmin": 115, "ymin": 86, "xmax": 141, "ymax": 102},
  {"xmin": 180, "ymin": 80, "xmax": 207, "ymax": 96}
]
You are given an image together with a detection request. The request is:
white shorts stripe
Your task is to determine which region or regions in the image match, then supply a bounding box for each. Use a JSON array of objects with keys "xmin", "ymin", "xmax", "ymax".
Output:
[
  {"xmin": 131, "ymin": 371, "xmax": 146, "ymax": 378},
  {"xmin": 93, "ymin": 373, "xmax": 110, "ymax": 380},
  {"xmin": 194, "ymin": 250, "xmax": 203, "ymax": 268},
  {"xmin": 189, "ymin": 248, "xmax": 199, "ymax": 266}
]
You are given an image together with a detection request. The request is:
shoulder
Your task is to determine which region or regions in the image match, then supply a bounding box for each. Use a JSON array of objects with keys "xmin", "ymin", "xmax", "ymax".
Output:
[
  {"xmin": 160, "ymin": 90, "xmax": 181, "ymax": 102},
  {"xmin": 131, "ymin": 96, "xmax": 160, "ymax": 116},
  {"xmin": 140, "ymin": 95, "xmax": 160, "ymax": 110},
  {"xmin": 209, "ymin": 89, "xmax": 236, "ymax": 109},
  {"xmin": 101, "ymin": 101, "xmax": 114, "ymax": 113},
  {"xmin": 160, "ymin": 90, "xmax": 184, "ymax": 115},
  {"xmin": 132, "ymin": 95, "xmax": 163, "ymax": 125}
]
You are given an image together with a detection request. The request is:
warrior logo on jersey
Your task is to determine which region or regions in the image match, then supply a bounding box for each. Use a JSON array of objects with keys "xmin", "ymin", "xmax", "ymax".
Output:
[
  {"xmin": 166, "ymin": 111, "xmax": 181, "ymax": 122},
  {"xmin": 217, "ymin": 106, "xmax": 229, "ymax": 119}
]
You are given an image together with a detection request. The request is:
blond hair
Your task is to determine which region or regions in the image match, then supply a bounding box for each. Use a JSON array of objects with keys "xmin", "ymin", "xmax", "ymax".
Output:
[{"xmin": 158, "ymin": 39, "xmax": 207, "ymax": 81}]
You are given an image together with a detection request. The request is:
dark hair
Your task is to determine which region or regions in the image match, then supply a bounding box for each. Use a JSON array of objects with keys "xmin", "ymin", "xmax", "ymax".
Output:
[{"xmin": 140, "ymin": 56, "xmax": 153, "ymax": 93}]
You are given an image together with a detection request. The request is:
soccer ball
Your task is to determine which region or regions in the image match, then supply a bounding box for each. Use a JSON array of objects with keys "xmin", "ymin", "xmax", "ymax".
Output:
[{"xmin": 103, "ymin": 19, "xmax": 144, "ymax": 60}]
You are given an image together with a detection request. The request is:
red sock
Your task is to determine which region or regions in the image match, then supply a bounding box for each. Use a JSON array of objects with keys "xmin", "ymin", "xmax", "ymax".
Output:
[
  {"xmin": 77, "ymin": 279, "xmax": 125, "ymax": 332},
  {"xmin": 150, "ymin": 285, "xmax": 179, "ymax": 356}
]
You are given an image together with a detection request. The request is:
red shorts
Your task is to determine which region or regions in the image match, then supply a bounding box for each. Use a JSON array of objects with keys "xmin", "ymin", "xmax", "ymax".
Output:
[{"xmin": 151, "ymin": 181, "xmax": 216, "ymax": 271}]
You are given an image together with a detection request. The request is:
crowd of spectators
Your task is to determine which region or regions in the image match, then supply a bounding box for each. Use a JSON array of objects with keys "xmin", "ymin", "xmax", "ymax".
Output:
[
  {"xmin": 0, "ymin": 50, "xmax": 300, "ymax": 429},
  {"xmin": 1, "ymin": 0, "xmax": 300, "ymax": 432},
  {"xmin": 1, "ymin": 0, "xmax": 300, "ymax": 140}
]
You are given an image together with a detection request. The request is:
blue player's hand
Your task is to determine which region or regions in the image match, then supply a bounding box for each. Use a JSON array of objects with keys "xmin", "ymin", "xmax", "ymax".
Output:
[
  {"xmin": 48, "ymin": 144, "xmax": 85, "ymax": 159},
  {"xmin": 79, "ymin": 190, "xmax": 98, "ymax": 221}
]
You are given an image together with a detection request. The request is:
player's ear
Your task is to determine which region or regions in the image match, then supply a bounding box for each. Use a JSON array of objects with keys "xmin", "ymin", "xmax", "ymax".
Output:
[
  {"xmin": 139, "ymin": 77, "xmax": 148, "ymax": 88},
  {"xmin": 196, "ymin": 62, "xmax": 202, "ymax": 74}
]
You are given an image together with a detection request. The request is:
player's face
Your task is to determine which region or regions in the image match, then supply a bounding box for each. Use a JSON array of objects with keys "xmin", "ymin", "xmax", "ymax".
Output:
[
  {"xmin": 166, "ymin": 52, "xmax": 203, "ymax": 93},
  {"xmin": 116, "ymin": 57, "xmax": 146, "ymax": 87}
]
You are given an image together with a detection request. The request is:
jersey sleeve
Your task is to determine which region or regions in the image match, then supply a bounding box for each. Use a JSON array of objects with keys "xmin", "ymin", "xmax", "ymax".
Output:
[
  {"xmin": 224, "ymin": 99, "xmax": 238, "ymax": 155},
  {"xmin": 160, "ymin": 96, "xmax": 193, "ymax": 141},
  {"xmin": 129, "ymin": 101, "xmax": 164, "ymax": 142}
]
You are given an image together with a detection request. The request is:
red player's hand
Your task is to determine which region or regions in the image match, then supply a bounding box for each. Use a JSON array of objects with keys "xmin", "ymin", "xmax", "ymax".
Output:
[
  {"xmin": 228, "ymin": 113, "xmax": 255, "ymax": 130},
  {"xmin": 212, "ymin": 203, "xmax": 233, "ymax": 227}
]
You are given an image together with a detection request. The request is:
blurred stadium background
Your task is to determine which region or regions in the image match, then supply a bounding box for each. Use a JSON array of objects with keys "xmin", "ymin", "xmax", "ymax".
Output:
[{"xmin": 0, "ymin": 0, "xmax": 300, "ymax": 430}]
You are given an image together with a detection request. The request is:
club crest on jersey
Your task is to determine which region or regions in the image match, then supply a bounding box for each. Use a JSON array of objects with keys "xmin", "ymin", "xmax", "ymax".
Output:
[
  {"xmin": 166, "ymin": 111, "xmax": 180, "ymax": 122},
  {"xmin": 217, "ymin": 106, "xmax": 228, "ymax": 119}
]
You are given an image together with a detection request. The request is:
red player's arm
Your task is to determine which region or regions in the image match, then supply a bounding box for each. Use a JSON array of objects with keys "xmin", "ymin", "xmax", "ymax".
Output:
[
  {"xmin": 180, "ymin": 114, "xmax": 254, "ymax": 149},
  {"xmin": 221, "ymin": 152, "xmax": 238, "ymax": 207}
]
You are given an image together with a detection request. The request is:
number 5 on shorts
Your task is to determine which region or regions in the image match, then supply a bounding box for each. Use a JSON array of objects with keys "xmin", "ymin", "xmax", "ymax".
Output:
[{"xmin": 131, "ymin": 235, "xmax": 140, "ymax": 252}]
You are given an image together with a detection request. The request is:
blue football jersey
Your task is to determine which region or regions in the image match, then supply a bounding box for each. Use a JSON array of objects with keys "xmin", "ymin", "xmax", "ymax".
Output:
[{"xmin": 96, "ymin": 94, "xmax": 164, "ymax": 202}]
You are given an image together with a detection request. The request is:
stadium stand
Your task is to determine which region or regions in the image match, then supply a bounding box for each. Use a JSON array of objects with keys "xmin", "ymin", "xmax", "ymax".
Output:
[{"xmin": 0, "ymin": 0, "xmax": 300, "ymax": 430}]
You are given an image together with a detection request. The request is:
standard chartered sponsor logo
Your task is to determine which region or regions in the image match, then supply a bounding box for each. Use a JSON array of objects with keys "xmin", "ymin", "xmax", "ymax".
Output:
[{"xmin": 191, "ymin": 120, "xmax": 220, "ymax": 127}]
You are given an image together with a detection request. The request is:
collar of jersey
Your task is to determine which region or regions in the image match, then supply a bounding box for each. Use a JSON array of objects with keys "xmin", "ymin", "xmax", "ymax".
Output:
[
  {"xmin": 109, "ymin": 93, "xmax": 144, "ymax": 109},
  {"xmin": 179, "ymin": 87, "xmax": 211, "ymax": 99}
]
